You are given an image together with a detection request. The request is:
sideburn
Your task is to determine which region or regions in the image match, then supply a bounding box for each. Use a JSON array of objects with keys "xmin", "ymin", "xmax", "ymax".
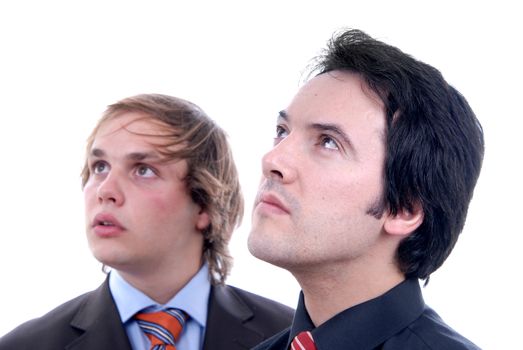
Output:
[{"xmin": 366, "ymin": 195, "xmax": 386, "ymax": 219}]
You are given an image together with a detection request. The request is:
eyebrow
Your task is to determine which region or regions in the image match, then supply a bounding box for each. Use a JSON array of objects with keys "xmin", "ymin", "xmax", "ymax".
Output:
[
  {"xmin": 278, "ymin": 110, "xmax": 288, "ymax": 121},
  {"xmin": 310, "ymin": 122, "xmax": 356, "ymax": 153},
  {"xmin": 90, "ymin": 148, "xmax": 161, "ymax": 162},
  {"xmin": 278, "ymin": 110, "xmax": 357, "ymax": 155}
]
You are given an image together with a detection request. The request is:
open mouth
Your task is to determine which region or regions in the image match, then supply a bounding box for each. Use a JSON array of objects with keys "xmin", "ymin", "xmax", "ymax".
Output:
[{"xmin": 98, "ymin": 221, "xmax": 115, "ymax": 226}]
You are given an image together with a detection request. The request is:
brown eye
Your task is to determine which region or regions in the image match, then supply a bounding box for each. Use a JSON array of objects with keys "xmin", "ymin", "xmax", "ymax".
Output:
[
  {"xmin": 276, "ymin": 125, "xmax": 288, "ymax": 138},
  {"xmin": 274, "ymin": 125, "xmax": 289, "ymax": 145},
  {"xmin": 319, "ymin": 135, "xmax": 339, "ymax": 150}
]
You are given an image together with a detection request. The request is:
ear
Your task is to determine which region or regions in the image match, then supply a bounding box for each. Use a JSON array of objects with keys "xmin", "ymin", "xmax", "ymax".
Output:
[
  {"xmin": 383, "ymin": 203, "xmax": 424, "ymax": 237},
  {"xmin": 195, "ymin": 209, "xmax": 211, "ymax": 231}
]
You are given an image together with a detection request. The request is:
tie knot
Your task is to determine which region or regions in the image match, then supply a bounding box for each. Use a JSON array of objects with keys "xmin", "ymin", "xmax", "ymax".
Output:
[
  {"xmin": 291, "ymin": 331, "xmax": 317, "ymax": 350},
  {"xmin": 135, "ymin": 308, "xmax": 188, "ymax": 348}
]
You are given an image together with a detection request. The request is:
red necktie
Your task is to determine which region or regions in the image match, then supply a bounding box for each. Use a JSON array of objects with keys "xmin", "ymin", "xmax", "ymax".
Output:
[
  {"xmin": 290, "ymin": 331, "xmax": 317, "ymax": 350},
  {"xmin": 134, "ymin": 308, "xmax": 188, "ymax": 350}
]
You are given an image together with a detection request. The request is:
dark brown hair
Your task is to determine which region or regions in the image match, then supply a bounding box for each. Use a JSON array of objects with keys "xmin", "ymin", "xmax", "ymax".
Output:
[{"xmin": 312, "ymin": 29, "xmax": 484, "ymax": 281}]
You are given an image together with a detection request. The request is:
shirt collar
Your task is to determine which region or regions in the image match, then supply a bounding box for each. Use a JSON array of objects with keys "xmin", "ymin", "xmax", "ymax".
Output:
[
  {"xmin": 288, "ymin": 292, "xmax": 315, "ymax": 340},
  {"xmin": 288, "ymin": 278, "xmax": 425, "ymax": 349},
  {"xmin": 109, "ymin": 264, "xmax": 211, "ymax": 328}
]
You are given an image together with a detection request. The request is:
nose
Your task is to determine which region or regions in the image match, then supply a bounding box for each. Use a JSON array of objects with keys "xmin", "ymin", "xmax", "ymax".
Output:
[
  {"xmin": 261, "ymin": 136, "xmax": 298, "ymax": 184},
  {"xmin": 96, "ymin": 171, "xmax": 125, "ymax": 206}
]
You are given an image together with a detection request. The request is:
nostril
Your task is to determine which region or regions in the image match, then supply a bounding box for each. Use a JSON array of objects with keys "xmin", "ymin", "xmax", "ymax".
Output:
[
  {"xmin": 97, "ymin": 189, "xmax": 118, "ymax": 204},
  {"xmin": 270, "ymin": 169, "xmax": 284, "ymax": 178}
]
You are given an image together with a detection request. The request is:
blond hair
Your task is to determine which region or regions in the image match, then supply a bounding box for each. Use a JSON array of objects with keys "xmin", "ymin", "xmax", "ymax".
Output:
[{"xmin": 81, "ymin": 94, "xmax": 243, "ymax": 284}]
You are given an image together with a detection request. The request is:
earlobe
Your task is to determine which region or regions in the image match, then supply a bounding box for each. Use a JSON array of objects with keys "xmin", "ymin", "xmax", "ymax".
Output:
[
  {"xmin": 384, "ymin": 204, "xmax": 424, "ymax": 237},
  {"xmin": 196, "ymin": 211, "xmax": 211, "ymax": 231}
]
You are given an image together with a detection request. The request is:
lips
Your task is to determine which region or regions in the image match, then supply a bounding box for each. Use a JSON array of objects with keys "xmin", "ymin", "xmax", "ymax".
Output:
[
  {"xmin": 257, "ymin": 192, "xmax": 290, "ymax": 215},
  {"xmin": 92, "ymin": 213, "xmax": 125, "ymax": 237}
]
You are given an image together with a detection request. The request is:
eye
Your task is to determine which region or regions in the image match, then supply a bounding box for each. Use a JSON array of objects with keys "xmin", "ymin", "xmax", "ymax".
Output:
[
  {"xmin": 92, "ymin": 161, "xmax": 109, "ymax": 174},
  {"xmin": 319, "ymin": 135, "xmax": 340, "ymax": 150},
  {"xmin": 274, "ymin": 125, "xmax": 289, "ymax": 144},
  {"xmin": 135, "ymin": 164, "xmax": 157, "ymax": 178}
]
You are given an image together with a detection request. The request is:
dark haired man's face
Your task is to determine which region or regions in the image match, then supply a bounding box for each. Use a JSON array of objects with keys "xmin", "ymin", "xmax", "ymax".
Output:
[{"xmin": 249, "ymin": 71, "xmax": 392, "ymax": 272}]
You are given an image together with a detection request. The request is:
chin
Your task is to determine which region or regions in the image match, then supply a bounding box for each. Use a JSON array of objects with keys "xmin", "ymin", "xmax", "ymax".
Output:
[
  {"xmin": 248, "ymin": 231, "xmax": 270, "ymax": 258},
  {"xmin": 91, "ymin": 252, "xmax": 114, "ymax": 267},
  {"xmin": 248, "ymin": 233, "xmax": 289, "ymax": 267},
  {"xmin": 90, "ymin": 245, "xmax": 125, "ymax": 268}
]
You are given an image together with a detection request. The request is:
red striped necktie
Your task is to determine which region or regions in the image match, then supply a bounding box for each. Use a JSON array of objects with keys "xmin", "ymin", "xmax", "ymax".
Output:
[
  {"xmin": 134, "ymin": 308, "xmax": 188, "ymax": 350},
  {"xmin": 290, "ymin": 331, "xmax": 317, "ymax": 350}
]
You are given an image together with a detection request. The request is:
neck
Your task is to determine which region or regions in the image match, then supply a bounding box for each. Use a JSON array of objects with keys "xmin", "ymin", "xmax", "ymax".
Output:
[
  {"xmin": 293, "ymin": 257, "xmax": 405, "ymax": 326},
  {"xmin": 117, "ymin": 257, "xmax": 203, "ymax": 304}
]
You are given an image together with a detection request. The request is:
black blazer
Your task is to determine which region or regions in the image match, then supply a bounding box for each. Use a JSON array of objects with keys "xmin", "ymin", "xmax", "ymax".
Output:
[{"xmin": 0, "ymin": 279, "xmax": 294, "ymax": 349}]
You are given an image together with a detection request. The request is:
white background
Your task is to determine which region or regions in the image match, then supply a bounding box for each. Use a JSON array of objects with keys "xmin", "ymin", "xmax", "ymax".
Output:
[{"xmin": 0, "ymin": 1, "xmax": 521, "ymax": 349}]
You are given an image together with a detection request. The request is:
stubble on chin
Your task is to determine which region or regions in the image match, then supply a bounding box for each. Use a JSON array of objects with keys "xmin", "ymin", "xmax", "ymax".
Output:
[{"xmin": 249, "ymin": 179, "xmax": 306, "ymax": 265}]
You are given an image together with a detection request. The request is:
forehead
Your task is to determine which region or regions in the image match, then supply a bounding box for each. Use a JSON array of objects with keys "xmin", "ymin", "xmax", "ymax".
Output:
[
  {"xmin": 94, "ymin": 112, "xmax": 171, "ymax": 139},
  {"xmin": 88, "ymin": 112, "xmax": 181, "ymax": 159},
  {"xmin": 285, "ymin": 71, "xmax": 386, "ymax": 131}
]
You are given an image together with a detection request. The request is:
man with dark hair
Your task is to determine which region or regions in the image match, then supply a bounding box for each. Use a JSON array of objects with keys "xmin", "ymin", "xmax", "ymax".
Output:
[
  {"xmin": 249, "ymin": 29, "xmax": 483, "ymax": 349},
  {"xmin": 0, "ymin": 94, "xmax": 293, "ymax": 350}
]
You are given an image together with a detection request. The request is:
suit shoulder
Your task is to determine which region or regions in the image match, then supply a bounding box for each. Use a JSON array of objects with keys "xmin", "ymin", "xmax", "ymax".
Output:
[
  {"xmin": 394, "ymin": 306, "xmax": 481, "ymax": 350},
  {"xmin": 0, "ymin": 291, "xmax": 92, "ymax": 348},
  {"xmin": 251, "ymin": 328, "xmax": 290, "ymax": 350},
  {"xmin": 213, "ymin": 284, "xmax": 294, "ymax": 338},
  {"xmin": 227, "ymin": 285, "xmax": 294, "ymax": 320}
]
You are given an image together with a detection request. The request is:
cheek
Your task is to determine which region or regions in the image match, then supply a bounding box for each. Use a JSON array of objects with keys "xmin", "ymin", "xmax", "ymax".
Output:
[
  {"xmin": 137, "ymin": 190, "xmax": 195, "ymax": 222},
  {"xmin": 83, "ymin": 184, "xmax": 97, "ymax": 208},
  {"xmin": 308, "ymin": 171, "xmax": 381, "ymax": 222},
  {"xmin": 137, "ymin": 193, "xmax": 171, "ymax": 215},
  {"xmin": 312, "ymin": 175, "xmax": 356, "ymax": 205}
]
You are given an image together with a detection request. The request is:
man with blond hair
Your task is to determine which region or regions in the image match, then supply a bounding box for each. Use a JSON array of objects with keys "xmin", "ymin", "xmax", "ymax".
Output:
[{"xmin": 1, "ymin": 94, "xmax": 293, "ymax": 350}]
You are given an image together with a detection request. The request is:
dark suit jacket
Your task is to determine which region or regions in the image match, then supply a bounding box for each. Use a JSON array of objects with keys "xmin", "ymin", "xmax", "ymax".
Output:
[{"xmin": 0, "ymin": 279, "xmax": 294, "ymax": 350}]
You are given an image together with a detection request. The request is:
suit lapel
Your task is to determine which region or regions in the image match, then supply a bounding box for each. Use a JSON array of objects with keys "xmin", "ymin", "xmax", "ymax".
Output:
[
  {"xmin": 65, "ymin": 279, "xmax": 132, "ymax": 350},
  {"xmin": 203, "ymin": 285, "xmax": 264, "ymax": 350}
]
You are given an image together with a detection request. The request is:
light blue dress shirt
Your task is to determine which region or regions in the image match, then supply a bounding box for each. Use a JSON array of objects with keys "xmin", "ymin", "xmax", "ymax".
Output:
[{"xmin": 109, "ymin": 264, "xmax": 211, "ymax": 350}]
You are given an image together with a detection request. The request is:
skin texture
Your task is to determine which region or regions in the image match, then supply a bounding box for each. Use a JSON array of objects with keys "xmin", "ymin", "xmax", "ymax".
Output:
[
  {"xmin": 248, "ymin": 71, "xmax": 423, "ymax": 325},
  {"xmin": 84, "ymin": 112, "xmax": 210, "ymax": 303}
]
